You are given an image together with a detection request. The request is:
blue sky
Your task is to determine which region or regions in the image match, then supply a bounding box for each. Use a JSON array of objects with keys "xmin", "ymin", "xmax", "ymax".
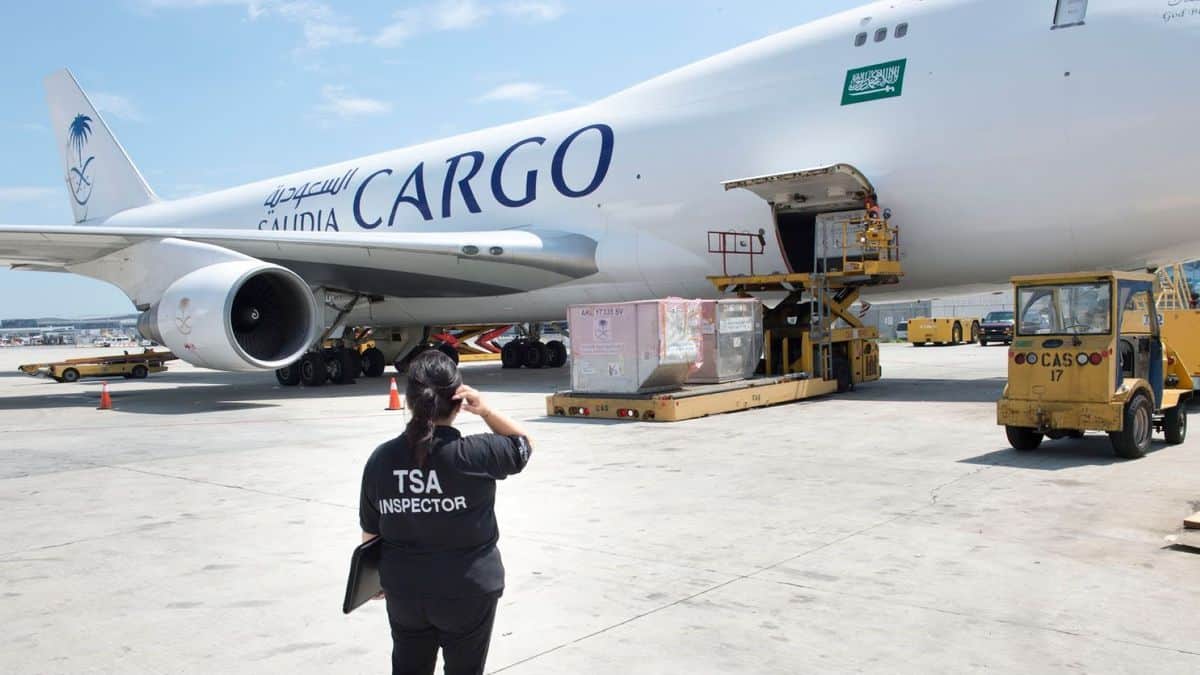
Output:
[{"xmin": 0, "ymin": 0, "xmax": 863, "ymax": 319}]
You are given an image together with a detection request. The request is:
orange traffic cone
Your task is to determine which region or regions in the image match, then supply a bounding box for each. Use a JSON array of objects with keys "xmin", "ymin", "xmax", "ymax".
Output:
[
  {"xmin": 386, "ymin": 377, "xmax": 403, "ymax": 411},
  {"xmin": 97, "ymin": 382, "xmax": 113, "ymax": 411}
]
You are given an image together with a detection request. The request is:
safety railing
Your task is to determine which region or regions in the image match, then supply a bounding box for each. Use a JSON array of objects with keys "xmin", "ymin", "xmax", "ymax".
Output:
[{"xmin": 708, "ymin": 230, "xmax": 766, "ymax": 276}]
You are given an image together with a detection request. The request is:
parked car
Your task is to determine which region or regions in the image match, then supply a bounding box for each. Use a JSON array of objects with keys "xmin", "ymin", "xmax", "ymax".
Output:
[
  {"xmin": 978, "ymin": 310, "xmax": 1015, "ymax": 345},
  {"xmin": 896, "ymin": 320, "xmax": 908, "ymax": 341}
]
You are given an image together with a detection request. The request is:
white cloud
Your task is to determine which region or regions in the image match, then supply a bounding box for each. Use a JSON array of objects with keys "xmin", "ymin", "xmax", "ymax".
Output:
[
  {"xmin": 502, "ymin": 0, "xmax": 564, "ymax": 22},
  {"xmin": 141, "ymin": 0, "xmax": 362, "ymax": 51},
  {"xmin": 314, "ymin": 85, "xmax": 391, "ymax": 119},
  {"xmin": 475, "ymin": 81, "xmax": 568, "ymax": 104},
  {"xmin": 90, "ymin": 92, "xmax": 144, "ymax": 122},
  {"xmin": 0, "ymin": 187, "xmax": 59, "ymax": 203},
  {"xmin": 374, "ymin": 0, "xmax": 565, "ymax": 47}
]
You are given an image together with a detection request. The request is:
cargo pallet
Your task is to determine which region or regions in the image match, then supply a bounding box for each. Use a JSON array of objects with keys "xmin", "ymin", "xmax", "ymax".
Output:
[{"xmin": 548, "ymin": 212, "xmax": 902, "ymax": 421}]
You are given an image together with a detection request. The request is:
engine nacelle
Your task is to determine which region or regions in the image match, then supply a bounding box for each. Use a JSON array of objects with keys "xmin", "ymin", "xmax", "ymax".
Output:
[{"xmin": 138, "ymin": 261, "xmax": 318, "ymax": 372}]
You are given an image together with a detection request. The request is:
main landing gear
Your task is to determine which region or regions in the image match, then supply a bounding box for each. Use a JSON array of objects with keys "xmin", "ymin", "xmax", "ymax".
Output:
[
  {"xmin": 276, "ymin": 346, "xmax": 367, "ymax": 387},
  {"xmin": 501, "ymin": 338, "xmax": 567, "ymax": 369}
]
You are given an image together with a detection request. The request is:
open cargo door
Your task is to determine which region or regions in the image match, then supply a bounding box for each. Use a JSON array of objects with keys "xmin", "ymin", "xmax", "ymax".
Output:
[{"xmin": 724, "ymin": 164, "xmax": 876, "ymax": 273}]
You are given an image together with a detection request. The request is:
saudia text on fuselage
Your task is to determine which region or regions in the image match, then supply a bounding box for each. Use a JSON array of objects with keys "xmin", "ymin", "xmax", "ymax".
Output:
[{"xmin": 257, "ymin": 123, "xmax": 614, "ymax": 231}]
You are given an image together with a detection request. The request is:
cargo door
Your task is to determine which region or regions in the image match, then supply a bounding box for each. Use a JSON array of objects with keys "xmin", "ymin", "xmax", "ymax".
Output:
[{"xmin": 723, "ymin": 164, "xmax": 877, "ymax": 274}]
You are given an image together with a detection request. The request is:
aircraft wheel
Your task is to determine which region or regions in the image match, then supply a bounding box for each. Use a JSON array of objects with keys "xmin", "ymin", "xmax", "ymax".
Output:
[
  {"xmin": 1006, "ymin": 426, "xmax": 1042, "ymax": 451},
  {"xmin": 300, "ymin": 352, "xmax": 326, "ymax": 386},
  {"xmin": 501, "ymin": 341, "xmax": 523, "ymax": 369},
  {"xmin": 1164, "ymin": 404, "xmax": 1187, "ymax": 445},
  {"xmin": 276, "ymin": 364, "xmax": 301, "ymax": 386},
  {"xmin": 522, "ymin": 341, "xmax": 549, "ymax": 369},
  {"xmin": 545, "ymin": 340, "xmax": 568, "ymax": 368},
  {"xmin": 61, "ymin": 368, "xmax": 80, "ymax": 383},
  {"xmin": 329, "ymin": 350, "xmax": 356, "ymax": 385},
  {"xmin": 361, "ymin": 348, "xmax": 386, "ymax": 377},
  {"xmin": 1110, "ymin": 392, "xmax": 1152, "ymax": 459}
]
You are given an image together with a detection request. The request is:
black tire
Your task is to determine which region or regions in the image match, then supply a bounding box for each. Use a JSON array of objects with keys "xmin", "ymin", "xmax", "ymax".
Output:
[
  {"xmin": 952, "ymin": 324, "xmax": 962, "ymax": 344},
  {"xmin": 1067, "ymin": 430, "xmax": 1085, "ymax": 439},
  {"xmin": 970, "ymin": 322, "xmax": 980, "ymax": 343},
  {"xmin": 299, "ymin": 352, "xmax": 327, "ymax": 386},
  {"xmin": 437, "ymin": 342, "xmax": 460, "ymax": 365},
  {"xmin": 832, "ymin": 355, "xmax": 851, "ymax": 393},
  {"xmin": 1110, "ymin": 392, "xmax": 1153, "ymax": 459},
  {"xmin": 522, "ymin": 341, "xmax": 549, "ymax": 369},
  {"xmin": 330, "ymin": 350, "xmax": 356, "ymax": 385},
  {"xmin": 1164, "ymin": 404, "xmax": 1187, "ymax": 445},
  {"xmin": 501, "ymin": 341, "xmax": 523, "ymax": 369},
  {"xmin": 131, "ymin": 364, "xmax": 149, "ymax": 379},
  {"xmin": 1006, "ymin": 426, "xmax": 1043, "ymax": 450},
  {"xmin": 360, "ymin": 347, "xmax": 386, "ymax": 377},
  {"xmin": 61, "ymin": 368, "xmax": 80, "ymax": 383},
  {"xmin": 980, "ymin": 339, "xmax": 988, "ymax": 347},
  {"xmin": 545, "ymin": 340, "xmax": 568, "ymax": 368},
  {"xmin": 275, "ymin": 364, "xmax": 301, "ymax": 386}
]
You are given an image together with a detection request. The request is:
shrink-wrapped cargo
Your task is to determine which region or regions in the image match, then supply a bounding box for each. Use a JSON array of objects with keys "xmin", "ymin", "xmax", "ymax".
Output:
[
  {"xmin": 567, "ymin": 299, "xmax": 703, "ymax": 394},
  {"xmin": 688, "ymin": 299, "xmax": 764, "ymax": 384}
]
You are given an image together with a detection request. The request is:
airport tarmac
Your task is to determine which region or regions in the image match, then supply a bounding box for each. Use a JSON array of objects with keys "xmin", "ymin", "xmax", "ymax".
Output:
[{"xmin": 2, "ymin": 343, "xmax": 1199, "ymax": 674}]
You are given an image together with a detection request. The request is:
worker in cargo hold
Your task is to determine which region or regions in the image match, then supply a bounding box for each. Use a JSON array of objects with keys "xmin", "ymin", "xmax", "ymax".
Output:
[{"xmin": 359, "ymin": 350, "xmax": 533, "ymax": 675}]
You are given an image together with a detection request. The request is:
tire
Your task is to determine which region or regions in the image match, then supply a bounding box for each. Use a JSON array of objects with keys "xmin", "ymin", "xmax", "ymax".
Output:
[
  {"xmin": 275, "ymin": 364, "xmax": 301, "ymax": 386},
  {"xmin": 952, "ymin": 324, "xmax": 962, "ymax": 344},
  {"xmin": 1110, "ymin": 392, "xmax": 1153, "ymax": 459},
  {"xmin": 436, "ymin": 342, "xmax": 460, "ymax": 365},
  {"xmin": 501, "ymin": 341, "xmax": 523, "ymax": 369},
  {"xmin": 330, "ymin": 350, "xmax": 356, "ymax": 385},
  {"xmin": 980, "ymin": 339, "xmax": 988, "ymax": 347},
  {"xmin": 61, "ymin": 368, "xmax": 80, "ymax": 383},
  {"xmin": 545, "ymin": 340, "xmax": 568, "ymax": 368},
  {"xmin": 1006, "ymin": 426, "xmax": 1043, "ymax": 450},
  {"xmin": 360, "ymin": 347, "xmax": 386, "ymax": 377},
  {"xmin": 832, "ymin": 355, "xmax": 851, "ymax": 393},
  {"xmin": 969, "ymin": 322, "xmax": 980, "ymax": 343},
  {"xmin": 522, "ymin": 341, "xmax": 549, "ymax": 369},
  {"xmin": 1164, "ymin": 404, "xmax": 1187, "ymax": 445},
  {"xmin": 299, "ymin": 352, "xmax": 327, "ymax": 386},
  {"xmin": 131, "ymin": 364, "xmax": 149, "ymax": 379},
  {"xmin": 1067, "ymin": 430, "xmax": 1085, "ymax": 439}
]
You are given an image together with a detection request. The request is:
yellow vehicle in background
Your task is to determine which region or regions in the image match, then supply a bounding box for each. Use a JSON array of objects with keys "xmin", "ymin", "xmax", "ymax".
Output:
[
  {"xmin": 19, "ymin": 350, "xmax": 175, "ymax": 383},
  {"xmin": 907, "ymin": 316, "xmax": 979, "ymax": 346},
  {"xmin": 997, "ymin": 271, "xmax": 1191, "ymax": 459}
]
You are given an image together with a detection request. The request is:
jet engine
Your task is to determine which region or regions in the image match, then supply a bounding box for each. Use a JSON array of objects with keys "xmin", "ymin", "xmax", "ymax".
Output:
[{"xmin": 137, "ymin": 261, "xmax": 318, "ymax": 371}]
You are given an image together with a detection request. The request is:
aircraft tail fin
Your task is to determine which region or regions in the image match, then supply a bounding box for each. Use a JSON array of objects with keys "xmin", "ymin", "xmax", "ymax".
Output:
[{"xmin": 44, "ymin": 69, "xmax": 157, "ymax": 223}]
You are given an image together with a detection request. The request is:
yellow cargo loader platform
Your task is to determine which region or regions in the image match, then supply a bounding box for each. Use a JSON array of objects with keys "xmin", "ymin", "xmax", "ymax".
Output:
[{"xmin": 547, "ymin": 212, "xmax": 902, "ymax": 422}]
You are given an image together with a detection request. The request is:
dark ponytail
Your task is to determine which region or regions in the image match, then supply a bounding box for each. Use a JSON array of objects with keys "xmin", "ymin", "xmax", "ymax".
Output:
[{"xmin": 404, "ymin": 350, "xmax": 462, "ymax": 468}]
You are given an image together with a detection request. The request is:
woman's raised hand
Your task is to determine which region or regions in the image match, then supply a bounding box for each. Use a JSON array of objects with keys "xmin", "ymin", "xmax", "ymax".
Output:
[{"xmin": 453, "ymin": 384, "xmax": 492, "ymax": 418}]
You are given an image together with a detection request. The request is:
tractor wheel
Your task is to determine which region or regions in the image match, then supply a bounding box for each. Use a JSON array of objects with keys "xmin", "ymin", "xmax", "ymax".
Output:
[
  {"xmin": 131, "ymin": 364, "xmax": 149, "ymax": 379},
  {"xmin": 952, "ymin": 323, "xmax": 963, "ymax": 344},
  {"xmin": 970, "ymin": 322, "xmax": 980, "ymax": 343},
  {"xmin": 1006, "ymin": 426, "xmax": 1043, "ymax": 451},
  {"xmin": 1110, "ymin": 392, "xmax": 1153, "ymax": 459},
  {"xmin": 1164, "ymin": 404, "xmax": 1187, "ymax": 445},
  {"xmin": 61, "ymin": 368, "xmax": 80, "ymax": 383}
]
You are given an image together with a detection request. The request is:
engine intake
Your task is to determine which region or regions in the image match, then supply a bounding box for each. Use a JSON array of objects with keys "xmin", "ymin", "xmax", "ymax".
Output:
[{"xmin": 138, "ymin": 261, "xmax": 317, "ymax": 372}]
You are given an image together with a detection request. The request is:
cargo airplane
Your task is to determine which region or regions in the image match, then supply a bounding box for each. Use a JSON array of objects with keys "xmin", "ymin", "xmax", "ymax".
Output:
[{"xmin": 1, "ymin": 0, "xmax": 1197, "ymax": 384}]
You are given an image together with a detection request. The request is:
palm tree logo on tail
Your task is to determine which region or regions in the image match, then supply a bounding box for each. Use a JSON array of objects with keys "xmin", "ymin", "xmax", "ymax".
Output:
[{"xmin": 66, "ymin": 114, "xmax": 95, "ymax": 211}]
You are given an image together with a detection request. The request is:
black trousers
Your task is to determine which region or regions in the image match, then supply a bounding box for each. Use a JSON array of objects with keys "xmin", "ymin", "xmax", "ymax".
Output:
[{"xmin": 385, "ymin": 591, "xmax": 501, "ymax": 675}]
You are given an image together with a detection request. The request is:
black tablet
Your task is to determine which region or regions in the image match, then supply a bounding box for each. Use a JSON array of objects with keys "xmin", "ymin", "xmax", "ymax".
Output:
[{"xmin": 343, "ymin": 537, "xmax": 383, "ymax": 614}]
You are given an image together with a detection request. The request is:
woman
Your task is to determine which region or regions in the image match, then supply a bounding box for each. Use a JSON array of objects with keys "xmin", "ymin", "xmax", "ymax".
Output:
[{"xmin": 359, "ymin": 349, "xmax": 533, "ymax": 675}]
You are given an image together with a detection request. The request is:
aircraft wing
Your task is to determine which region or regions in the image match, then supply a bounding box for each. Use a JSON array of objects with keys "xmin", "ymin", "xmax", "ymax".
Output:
[{"xmin": 0, "ymin": 224, "xmax": 598, "ymax": 297}]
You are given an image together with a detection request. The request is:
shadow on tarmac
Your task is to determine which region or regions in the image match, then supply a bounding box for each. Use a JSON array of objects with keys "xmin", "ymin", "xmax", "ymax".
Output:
[
  {"xmin": 847, "ymin": 377, "xmax": 1006, "ymax": 403},
  {"xmin": 959, "ymin": 438, "xmax": 1169, "ymax": 471}
]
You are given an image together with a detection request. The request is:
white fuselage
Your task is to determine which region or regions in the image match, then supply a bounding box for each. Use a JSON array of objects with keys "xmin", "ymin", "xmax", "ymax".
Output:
[{"xmin": 99, "ymin": 0, "xmax": 1200, "ymax": 326}]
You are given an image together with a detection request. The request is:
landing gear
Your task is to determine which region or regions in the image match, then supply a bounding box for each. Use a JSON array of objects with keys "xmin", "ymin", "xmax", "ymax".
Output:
[
  {"xmin": 500, "ymin": 337, "xmax": 569, "ymax": 369},
  {"xmin": 360, "ymin": 347, "xmax": 386, "ymax": 377},
  {"xmin": 328, "ymin": 350, "xmax": 356, "ymax": 385},
  {"xmin": 275, "ymin": 363, "xmax": 301, "ymax": 386},
  {"xmin": 299, "ymin": 352, "xmax": 326, "ymax": 386}
]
